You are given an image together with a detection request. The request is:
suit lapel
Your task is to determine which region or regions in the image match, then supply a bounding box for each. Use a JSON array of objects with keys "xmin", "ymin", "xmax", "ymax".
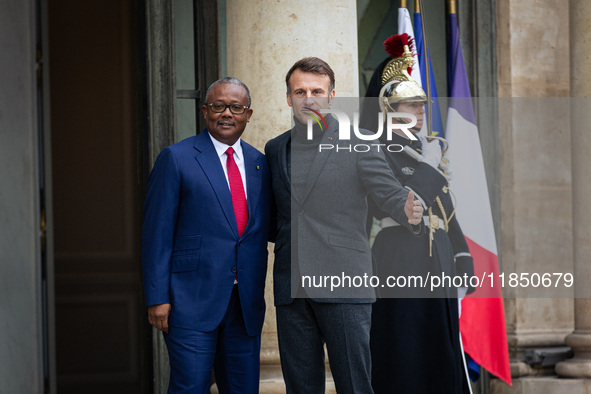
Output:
[
  {"xmin": 277, "ymin": 131, "xmax": 296, "ymax": 203},
  {"xmin": 242, "ymin": 142, "xmax": 261, "ymax": 237},
  {"xmin": 298, "ymin": 125, "xmax": 336, "ymax": 205},
  {"xmin": 194, "ymin": 131, "xmax": 239, "ymax": 239}
]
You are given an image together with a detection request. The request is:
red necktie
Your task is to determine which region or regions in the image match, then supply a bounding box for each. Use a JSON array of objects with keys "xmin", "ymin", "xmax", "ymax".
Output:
[{"xmin": 226, "ymin": 147, "xmax": 249, "ymax": 237}]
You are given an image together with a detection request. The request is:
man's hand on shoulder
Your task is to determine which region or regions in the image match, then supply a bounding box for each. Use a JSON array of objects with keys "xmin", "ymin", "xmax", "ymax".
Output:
[
  {"xmin": 148, "ymin": 303, "xmax": 171, "ymax": 333},
  {"xmin": 404, "ymin": 191, "xmax": 423, "ymax": 225}
]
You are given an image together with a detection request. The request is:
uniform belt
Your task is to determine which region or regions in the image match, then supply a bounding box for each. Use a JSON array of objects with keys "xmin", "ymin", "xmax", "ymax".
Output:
[
  {"xmin": 381, "ymin": 216, "xmax": 445, "ymax": 230},
  {"xmin": 381, "ymin": 217, "xmax": 400, "ymax": 229}
]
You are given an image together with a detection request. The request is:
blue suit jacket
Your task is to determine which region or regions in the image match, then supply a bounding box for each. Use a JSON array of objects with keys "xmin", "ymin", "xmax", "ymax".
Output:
[{"xmin": 142, "ymin": 130, "xmax": 273, "ymax": 336}]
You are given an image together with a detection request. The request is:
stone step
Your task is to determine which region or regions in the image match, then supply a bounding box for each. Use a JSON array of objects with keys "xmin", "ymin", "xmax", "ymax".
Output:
[{"xmin": 210, "ymin": 363, "xmax": 337, "ymax": 394}]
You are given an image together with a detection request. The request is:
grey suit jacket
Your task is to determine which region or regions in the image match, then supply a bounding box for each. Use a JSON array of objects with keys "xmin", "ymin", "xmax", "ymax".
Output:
[{"xmin": 265, "ymin": 119, "xmax": 421, "ymax": 306}]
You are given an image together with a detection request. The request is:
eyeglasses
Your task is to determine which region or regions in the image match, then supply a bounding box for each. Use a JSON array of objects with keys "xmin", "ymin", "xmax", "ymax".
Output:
[{"xmin": 206, "ymin": 102, "xmax": 249, "ymax": 115}]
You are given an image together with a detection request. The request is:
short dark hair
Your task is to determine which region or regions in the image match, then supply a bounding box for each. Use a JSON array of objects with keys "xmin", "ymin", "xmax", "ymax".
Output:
[
  {"xmin": 205, "ymin": 77, "xmax": 251, "ymax": 107},
  {"xmin": 285, "ymin": 57, "xmax": 335, "ymax": 94}
]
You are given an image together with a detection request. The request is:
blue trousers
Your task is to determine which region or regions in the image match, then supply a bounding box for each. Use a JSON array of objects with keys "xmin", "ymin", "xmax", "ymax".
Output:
[{"xmin": 163, "ymin": 286, "xmax": 261, "ymax": 394}]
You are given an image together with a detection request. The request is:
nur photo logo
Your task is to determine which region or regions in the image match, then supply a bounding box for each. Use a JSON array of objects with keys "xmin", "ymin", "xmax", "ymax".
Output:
[{"xmin": 304, "ymin": 108, "xmax": 420, "ymax": 153}]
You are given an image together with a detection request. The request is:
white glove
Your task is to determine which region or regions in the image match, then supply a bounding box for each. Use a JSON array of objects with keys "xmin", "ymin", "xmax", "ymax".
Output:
[{"xmin": 419, "ymin": 135, "xmax": 442, "ymax": 169}]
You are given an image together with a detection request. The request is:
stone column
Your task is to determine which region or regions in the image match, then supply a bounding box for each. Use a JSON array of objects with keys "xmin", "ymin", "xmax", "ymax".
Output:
[
  {"xmin": 225, "ymin": 1, "xmax": 359, "ymax": 392},
  {"xmin": 226, "ymin": 0, "xmax": 359, "ymax": 150},
  {"xmin": 555, "ymin": 0, "xmax": 591, "ymax": 379},
  {"xmin": 493, "ymin": 0, "xmax": 575, "ymax": 392}
]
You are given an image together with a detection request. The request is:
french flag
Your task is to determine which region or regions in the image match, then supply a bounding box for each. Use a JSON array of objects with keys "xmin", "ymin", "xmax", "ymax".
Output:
[{"xmin": 446, "ymin": 12, "xmax": 512, "ymax": 385}]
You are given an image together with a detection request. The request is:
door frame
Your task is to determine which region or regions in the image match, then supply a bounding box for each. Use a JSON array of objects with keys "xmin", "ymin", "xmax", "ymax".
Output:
[
  {"xmin": 39, "ymin": 0, "xmax": 56, "ymax": 391},
  {"xmin": 140, "ymin": 0, "xmax": 220, "ymax": 392}
]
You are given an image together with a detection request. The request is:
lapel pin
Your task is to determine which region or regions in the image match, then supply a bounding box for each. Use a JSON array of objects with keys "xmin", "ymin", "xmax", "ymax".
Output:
[
  {"xmin": 328, "ymin": 137, "xmax": 332, "ymax": 140},
  {"xmin": 256, "ymin": 165, "xmax": 260, "ymax": 170}
]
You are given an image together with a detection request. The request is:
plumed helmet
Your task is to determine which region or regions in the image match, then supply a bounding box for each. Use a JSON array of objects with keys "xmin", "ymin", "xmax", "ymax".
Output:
[{"xmin": 378, "ymin": 33, "xmax": 427, "ymax": 113}]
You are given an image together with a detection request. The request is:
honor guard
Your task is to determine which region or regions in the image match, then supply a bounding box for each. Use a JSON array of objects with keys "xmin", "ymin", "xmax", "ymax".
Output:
[{"xmin": 363, "ymin": 33, "xmax": 475, "ymax": 394}]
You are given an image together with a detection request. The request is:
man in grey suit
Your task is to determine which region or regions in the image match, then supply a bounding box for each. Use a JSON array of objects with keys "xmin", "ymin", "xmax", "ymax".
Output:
[{"xmin": 265, "ymin": 57, "xmax": 423, "ymax": 393}]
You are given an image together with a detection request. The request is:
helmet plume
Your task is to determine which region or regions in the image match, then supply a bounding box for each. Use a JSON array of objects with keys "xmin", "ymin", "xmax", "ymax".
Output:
[{"xmin": 383, "ymin": 33, "xmax": 415, "ymax": 74}]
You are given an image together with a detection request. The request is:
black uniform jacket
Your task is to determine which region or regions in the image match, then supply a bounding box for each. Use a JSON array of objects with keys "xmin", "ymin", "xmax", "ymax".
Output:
[{"xmin": 368, "ymin": 132, "xmax": 475, "ymax": 298}]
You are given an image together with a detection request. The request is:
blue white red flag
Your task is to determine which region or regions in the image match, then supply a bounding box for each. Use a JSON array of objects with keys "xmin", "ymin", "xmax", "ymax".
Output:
[{"xmin": 446, "ymin": 11, "xmax": 512, "ymax": 386}]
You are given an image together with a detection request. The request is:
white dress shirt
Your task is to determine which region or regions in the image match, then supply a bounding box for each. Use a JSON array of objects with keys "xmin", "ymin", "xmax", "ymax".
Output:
[
  {"xmin": 207, "ymin": 131, "xmax": 248, "ymax": 199},
  {"xmin": 208, "ymin": 132, "xmax": 247, "ymax": 284}
]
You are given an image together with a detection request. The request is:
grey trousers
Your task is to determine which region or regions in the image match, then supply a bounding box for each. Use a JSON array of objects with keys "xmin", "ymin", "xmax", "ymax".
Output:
[{"xmin": 276, "ymin": 299, "xmax": 374, "ymax": 394}]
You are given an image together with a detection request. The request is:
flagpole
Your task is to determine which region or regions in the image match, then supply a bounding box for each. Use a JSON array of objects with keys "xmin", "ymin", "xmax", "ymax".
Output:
[
  {"xmin": 449, "ymin": 0, "xmax": 456, "ymax": 15},
  {"xmin": 459, "ymin": 334, "xmax": 475, "ymax": 394},
  {"xmin": 416, "ymin": 0, "xmax": 433, "ymax": 136},
  {"xmin": 450, "ymin": 4, "xmax": 475, "ymax": 392},
  {"xmin": 400, "ymin": 0, "xmax": 407, "ymax": 8}
]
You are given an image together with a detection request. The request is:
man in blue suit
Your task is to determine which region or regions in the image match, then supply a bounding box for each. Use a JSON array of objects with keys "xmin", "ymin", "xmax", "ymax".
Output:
[{"xmin": 142, "ymin": 77, "xmax": 273, "ymax": 394}]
